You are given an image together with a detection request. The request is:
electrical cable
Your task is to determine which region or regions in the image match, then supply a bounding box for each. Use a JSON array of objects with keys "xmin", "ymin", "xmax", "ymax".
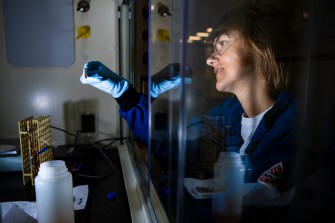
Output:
[{"xmin": 50, "ymin": 125, "xmax": 125, "ymax": 180}]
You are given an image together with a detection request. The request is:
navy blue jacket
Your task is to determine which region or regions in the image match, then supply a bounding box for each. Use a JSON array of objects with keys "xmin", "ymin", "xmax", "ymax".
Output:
[
  {"xmin": 116, "ymin": 86, "xmax": 299, "ymax": 192},
  {"xmin": 206, "ymin": 93, "xmax": 299, "ymax": 192}
]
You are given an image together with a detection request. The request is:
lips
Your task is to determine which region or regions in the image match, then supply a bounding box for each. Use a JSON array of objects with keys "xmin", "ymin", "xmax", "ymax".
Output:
[{"xmin": 214, "ymin": 67, "xmax": 224, "ymax": 75}]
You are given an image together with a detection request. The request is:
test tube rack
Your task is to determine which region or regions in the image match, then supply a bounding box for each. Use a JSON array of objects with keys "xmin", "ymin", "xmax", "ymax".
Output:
[
  {"xmin": 198, "ymin": 115, "xmax": 224, "ymax": 176},
  {"xmin": 18, "ymin": 116, "xmax": 53, "ymax": 185}
]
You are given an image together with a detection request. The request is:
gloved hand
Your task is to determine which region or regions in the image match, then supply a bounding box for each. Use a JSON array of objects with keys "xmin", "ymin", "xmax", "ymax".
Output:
[
  {"xmin": 150, "ymin": 63, "xmax": 192, "ymax": 98},
  {"xmin": 80, "ymin": 61, "xmax": 129, "ymax": 98}
]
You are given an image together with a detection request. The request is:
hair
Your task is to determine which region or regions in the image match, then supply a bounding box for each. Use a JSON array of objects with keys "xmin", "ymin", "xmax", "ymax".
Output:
[{"xmin": 207, "ymin": 4, "xmax": 291, "ymax": 98}]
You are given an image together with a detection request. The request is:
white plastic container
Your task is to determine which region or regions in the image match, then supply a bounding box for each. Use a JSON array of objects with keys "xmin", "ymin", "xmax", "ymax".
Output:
[
  {"xmin": 212, "ymin": 152, "xmax": 245, "ymax": 223},
  {"xmin": 35, "ymin": 160, "xmax": 75, "ymax": 223}
]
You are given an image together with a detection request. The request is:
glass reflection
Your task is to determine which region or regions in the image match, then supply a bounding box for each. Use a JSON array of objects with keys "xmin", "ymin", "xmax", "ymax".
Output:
[{"xmin": 145, "ymin": 0, "xmax": 335, "ymax": 222}]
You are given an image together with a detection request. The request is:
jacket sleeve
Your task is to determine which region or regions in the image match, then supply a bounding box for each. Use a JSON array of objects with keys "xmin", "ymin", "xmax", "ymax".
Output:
[{"xmin": 115, "ymin": 86, "xmax": 149, "ymax": 143}]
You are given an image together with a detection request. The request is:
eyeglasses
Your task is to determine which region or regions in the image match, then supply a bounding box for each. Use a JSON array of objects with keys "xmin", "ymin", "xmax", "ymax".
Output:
[{"xmin": 212, "ymin": 35, "xmax": 237, "ymax": 55}]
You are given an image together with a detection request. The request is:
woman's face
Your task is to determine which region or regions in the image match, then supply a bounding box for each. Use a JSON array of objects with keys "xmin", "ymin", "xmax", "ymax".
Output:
[{"xmin": 206, "ymin": 34, "xmax": 256, "ymax": 95}]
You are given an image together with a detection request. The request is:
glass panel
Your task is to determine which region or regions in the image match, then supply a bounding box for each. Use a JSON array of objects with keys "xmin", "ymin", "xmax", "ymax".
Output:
[
  {"xmin": 148, "ymin": 0, "xmax": 187, "ymax": 221},
  {"xmin": 147, "ymin": 0, "xmax": 335, "ymax": 222}
]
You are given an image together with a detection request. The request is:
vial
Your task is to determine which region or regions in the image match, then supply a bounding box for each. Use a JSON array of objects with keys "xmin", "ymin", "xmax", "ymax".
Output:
[
  {"xmin": 212, "ymin": 152, "xmax": 245, "ymax": 223},
  {"xmin": 83, "ymin": 67, "xmax": 87, "ymax": 78},
  {"xmin": 35, "ymin": 160, "xmax": 75, "ymax": 223}
]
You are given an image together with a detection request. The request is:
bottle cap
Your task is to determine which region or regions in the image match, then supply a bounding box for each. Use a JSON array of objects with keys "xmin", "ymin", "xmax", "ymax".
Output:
[
  {"xmin": 38, "ymin": 160, "xmax": 68, "ymax": 178},
  {"xmin": 218, "ymin": 152, "xmax": 242, "ymax": 165}
]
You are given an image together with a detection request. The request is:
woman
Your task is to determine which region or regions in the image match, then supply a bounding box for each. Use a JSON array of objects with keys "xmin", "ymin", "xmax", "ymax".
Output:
[
  {"xmin": 80, "ymin": 3, "xmax": 299, "ymax": 218},
  {"xmin": 202, "ymin": 5, "xmax": 298, "ymax": 208}
]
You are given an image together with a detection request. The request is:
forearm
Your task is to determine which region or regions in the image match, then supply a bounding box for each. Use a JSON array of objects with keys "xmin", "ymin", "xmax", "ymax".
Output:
[
  {"xmin": 80, "ymin": 61, "xmax": 190, "ymax": 144},
  {"xmin": 243, "ymin": 182, "xmax": 295, "ymax": 207},
  {"xmin": 118, "ymin": 93, "xmax": 149, "ymax": 144},
  {"xmin": 115, "ymin": 84, "xmax": 143, "ymax": 111}
]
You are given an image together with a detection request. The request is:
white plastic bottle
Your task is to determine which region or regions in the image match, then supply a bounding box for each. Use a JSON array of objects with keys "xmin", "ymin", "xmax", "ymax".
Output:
[
  {"xmin": 212, "ymin": 152, "xmax": 245, "ymax": 223},
  {"xmin": 35, "ymin": 160, "xmax": 75, "ymax": 223}
]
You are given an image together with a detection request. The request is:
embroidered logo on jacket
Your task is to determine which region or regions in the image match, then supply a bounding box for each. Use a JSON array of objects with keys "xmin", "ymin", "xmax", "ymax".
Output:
[{"xmin": 257, "ymin": 162, "xmax": 283, "ymax": 188}]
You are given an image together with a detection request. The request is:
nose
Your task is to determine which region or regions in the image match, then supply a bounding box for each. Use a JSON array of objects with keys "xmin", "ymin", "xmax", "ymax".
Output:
[{"xmin": 206, "ymin": 53, "xmax": 217, "ymax": 67}]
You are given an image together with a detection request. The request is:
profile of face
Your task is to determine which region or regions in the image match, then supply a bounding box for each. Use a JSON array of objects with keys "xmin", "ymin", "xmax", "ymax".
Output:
[{"xmin": 206, "ymin": 33, "xmax": 257, "ymax": 95}]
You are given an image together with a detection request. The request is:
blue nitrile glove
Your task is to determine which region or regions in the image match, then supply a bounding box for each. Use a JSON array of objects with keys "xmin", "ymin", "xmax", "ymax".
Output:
[
  {"xmin": 150, "ymin": 63, "xmax": 192, "ymax": 98},
  {"xmin": 80, "ymin": 61, "xmax": 129, "ymax": 98}
]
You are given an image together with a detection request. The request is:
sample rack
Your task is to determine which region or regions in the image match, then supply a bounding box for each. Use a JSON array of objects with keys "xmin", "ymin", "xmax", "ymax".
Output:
[{"xmin": 18, "ymin": 116, "xmax": 53, "ymax": 185}]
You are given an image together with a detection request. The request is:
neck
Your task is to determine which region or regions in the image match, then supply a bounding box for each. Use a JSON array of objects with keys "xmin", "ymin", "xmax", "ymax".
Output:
[{"xmin": 237, "ymin": 87, "xmax": 275, "ymax": 118}]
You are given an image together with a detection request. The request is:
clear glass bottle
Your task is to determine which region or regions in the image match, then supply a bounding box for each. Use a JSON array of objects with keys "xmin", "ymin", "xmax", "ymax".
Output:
[{"xmin": 35, "ymin": 160, "xmax": 75, "ymax": 223}]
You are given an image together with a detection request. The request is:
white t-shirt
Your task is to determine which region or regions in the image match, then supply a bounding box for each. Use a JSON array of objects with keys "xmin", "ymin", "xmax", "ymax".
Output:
[{"xmin": 239, "ymin": 107, "xmax": 272, "ymax": 156}]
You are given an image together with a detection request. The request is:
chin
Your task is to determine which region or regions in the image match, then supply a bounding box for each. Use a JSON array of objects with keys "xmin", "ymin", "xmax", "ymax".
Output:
[{"xmin": 216, "ymin": 84, "xmax": 225, "ymax": 92}]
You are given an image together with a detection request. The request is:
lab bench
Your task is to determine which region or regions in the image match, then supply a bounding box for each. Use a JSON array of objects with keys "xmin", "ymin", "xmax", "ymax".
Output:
[{"xmin": 0, "ymin": 141, "xmax": 133, "ymax": 223}]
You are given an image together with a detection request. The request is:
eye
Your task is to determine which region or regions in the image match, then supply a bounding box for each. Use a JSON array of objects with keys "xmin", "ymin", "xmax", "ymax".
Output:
[
  {"xmin": 214, "ymin": 39, "xmax": 231, "ymax": 55},
  {"xmin": 217, "ymin": 40, "xmax": 230, "ymax": 49}
]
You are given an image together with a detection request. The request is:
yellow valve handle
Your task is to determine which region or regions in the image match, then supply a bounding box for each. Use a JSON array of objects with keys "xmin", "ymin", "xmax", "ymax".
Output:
[
  {"xmin": 157, "ymin": 28, "xmax": 171, "ymax": 42},
  {"xmin": 76, "ymin": 25, "xmax": 91, "ymax": 39}
]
